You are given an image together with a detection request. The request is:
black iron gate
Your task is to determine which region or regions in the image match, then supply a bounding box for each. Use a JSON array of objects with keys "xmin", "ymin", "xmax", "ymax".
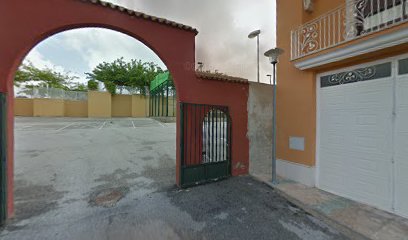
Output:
[
  {"xmin": 180, "ymin": 102, "xmax": 231, "ymax": 187},
  {"xmin": 0, "ymin": 93, "xmax": 7, "ymax": 224}
]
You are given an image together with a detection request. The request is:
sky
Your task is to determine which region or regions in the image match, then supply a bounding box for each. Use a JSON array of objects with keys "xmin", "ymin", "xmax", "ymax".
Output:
[{"xmin": 24, "ymin": 0, "xmax": 276, "ymax": 84}]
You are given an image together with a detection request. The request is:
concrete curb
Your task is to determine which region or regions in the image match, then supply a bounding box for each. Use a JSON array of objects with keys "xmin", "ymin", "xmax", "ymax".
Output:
[{"xmin": 251, "ymin": 175, "xmax": 371, "ymax": 240}]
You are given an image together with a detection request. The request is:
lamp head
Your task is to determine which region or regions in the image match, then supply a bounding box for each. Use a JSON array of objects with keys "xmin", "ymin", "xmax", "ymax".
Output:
[
  {"xmin": 264, "ymin": 48, "xmax": 284, "ymax": 64},
  {"xmin": 248, "ymin": 30, "xmax": 261, "ymax": 39}
]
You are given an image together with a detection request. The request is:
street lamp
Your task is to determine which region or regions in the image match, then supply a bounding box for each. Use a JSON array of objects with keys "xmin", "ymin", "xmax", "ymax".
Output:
[
  {"xmin": 248, "ymin": 30, "xmax": 261, "ymax": 83},
  {"xmin": 264, "ymin": 47, "xmax": 284, "ymax": 185},
  {"xmin": 266, "ymin": 74, "xmax": 272, "ymax": 85}
]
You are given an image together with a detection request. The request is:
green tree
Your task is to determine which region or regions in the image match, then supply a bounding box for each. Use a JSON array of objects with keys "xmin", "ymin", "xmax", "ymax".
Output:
[
  {"xmin": 86, "ymin": 58, "xmax": 163, "ymax": 95},
  {"xmin": 69, "ymin": 83, "xmax": 88, "ymax": 92},
  {"xmin": 87, "ymin": 80, "xmax": 99, "ymax": 91},
  {"xmin": 14, "ymin": 61, "xmax": 78, "ymax": 90}
]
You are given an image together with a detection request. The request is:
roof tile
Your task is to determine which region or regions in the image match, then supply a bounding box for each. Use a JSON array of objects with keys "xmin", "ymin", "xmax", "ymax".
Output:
[
  {"xmin": 196, "ymin": 71, "xmax": 248, "ymax": 84},
  {"xmin": 78, "ymin": 0, "xmax": 198, "ymax": 34}
]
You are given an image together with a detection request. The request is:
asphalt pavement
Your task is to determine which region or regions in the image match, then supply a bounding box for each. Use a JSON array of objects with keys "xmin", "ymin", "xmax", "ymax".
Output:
[{"xmin": 0, "ymin": 117, "xmax": 348, "ymax": 240}]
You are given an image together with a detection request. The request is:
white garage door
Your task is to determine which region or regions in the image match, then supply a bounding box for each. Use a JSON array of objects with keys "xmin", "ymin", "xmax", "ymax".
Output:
[
  {"xmin": 395, "ymin": 58, "xmax": 408, "ymax": 218},
  {"xmin": 318, "ymin": 58, "xmax": 408, "ymax": 217}
]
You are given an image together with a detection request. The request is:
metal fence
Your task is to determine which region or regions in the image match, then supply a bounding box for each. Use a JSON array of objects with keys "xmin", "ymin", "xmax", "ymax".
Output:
[
  {"xmin": 15, "ymin": 87, "xmax": 88, "ymax": 101},
  {"xmin": 149, "ymin": 80, "xmax": 176, "ymax": 117},
  {"xmin": 291, "ymin": 0, "xmax": 408, "ymax": 60}
]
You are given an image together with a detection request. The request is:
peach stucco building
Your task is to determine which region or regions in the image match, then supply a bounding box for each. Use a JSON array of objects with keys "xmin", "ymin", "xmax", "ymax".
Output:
[{"xmin": 276, "ymin": 0, "xmax": 408, "ymax": 218}]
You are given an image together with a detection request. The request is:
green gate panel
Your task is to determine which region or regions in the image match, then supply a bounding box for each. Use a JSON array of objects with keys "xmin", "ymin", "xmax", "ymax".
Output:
[
  {"xmin": 206, "ymin": 162, "xmax": 229, "ymax": 180},
  {"xmin": 181, "ymin": 166, "xmax": 206, "ymax": 186},
  {"xmin": 181, "ymin": 163, "xmax": 230, "ymax": 187},
  {"xmin": 0, "ymin": 93, "xmax": 7, "ymax": 224}
]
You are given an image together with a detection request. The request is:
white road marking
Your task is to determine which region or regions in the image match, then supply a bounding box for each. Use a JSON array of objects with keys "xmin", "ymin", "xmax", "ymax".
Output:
[
  {"xmin": 132, "ymin": 121, "xmax": 136, "ymax": 128},
  {"xmin": 56, "ymin": 122, "xmax": 76, "ymax": 132},
  {"xmin": 155, "ymin": 120, "xmax": 166, "ymax": 127},
  {"xmin": 99, "ymin": 121, "xmax": 107, "ymax": 130}
]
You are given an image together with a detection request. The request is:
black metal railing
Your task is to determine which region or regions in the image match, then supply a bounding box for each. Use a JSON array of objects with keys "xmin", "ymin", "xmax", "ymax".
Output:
[{"xmin": 149, "ymin": 80, "xmax": 176, "ymax": 117}]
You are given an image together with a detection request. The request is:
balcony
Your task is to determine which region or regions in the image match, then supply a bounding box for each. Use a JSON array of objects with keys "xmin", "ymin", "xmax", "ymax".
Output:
[{"xmin": 291, "ymin": 0, "xmax": 408, "ymax": 60}]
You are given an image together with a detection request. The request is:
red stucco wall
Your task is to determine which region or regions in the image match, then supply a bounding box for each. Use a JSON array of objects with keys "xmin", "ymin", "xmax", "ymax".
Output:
[{"xmin": 0, "ymin": 0, "xmax": 249, "ymax": 218}]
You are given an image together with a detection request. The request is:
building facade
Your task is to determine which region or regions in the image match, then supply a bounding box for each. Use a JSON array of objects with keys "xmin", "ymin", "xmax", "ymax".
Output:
[{"xmin": 277, "ymin": 0, "xmax": 408, "ymax": 218}]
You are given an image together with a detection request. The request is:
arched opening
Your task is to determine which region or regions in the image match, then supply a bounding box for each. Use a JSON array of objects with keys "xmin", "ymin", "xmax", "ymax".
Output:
[
  {"xmin": 0, "ymin": 0, "xmax": 199, "ymax": 222},
  {"xmin": 0, "ymin": 1, "xmax": 251, "ymax": 228},
  {"xmin": 11, "ymin": 27, "xmax": 179, "ymax": 225}
]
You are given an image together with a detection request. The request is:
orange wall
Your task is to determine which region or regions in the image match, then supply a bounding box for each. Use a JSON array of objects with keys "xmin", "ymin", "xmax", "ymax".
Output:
[
  {"xmin": 277, "ymin": 0, "xmax": 408, "ymax": 168},
  {"xmin": 131, "ymin": 95, "xmax": 149, "ymax": 117},
  {"xmin": 14, "ymin": 98, "xmax": 33, "ymax": 116},
  {"xmin": 277, "ymin": 0, "xmax": 317, "ymax": 166},
  {"xmin": 65, "ymin": 100, "xmax": 88, "ymax": 117},
  {"xmin": 33, "ymin": 99, "xmax": 65, "ymax": 117},
  {"xmin": 88, "ymin": 91, "xmax": 111, "ymax": 118},
  {"xmin": 302, "ymin": 0, "xmax": 344, "ymax": 23},
  {"xmin": 111, "ymin": 94, "xmax": 132, "ymax": 117}
]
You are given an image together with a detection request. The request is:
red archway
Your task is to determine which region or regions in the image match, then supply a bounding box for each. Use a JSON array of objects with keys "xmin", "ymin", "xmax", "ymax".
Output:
[{"xmin": 0, "ymin": 0, "xmax": 249, "ymax": 219}]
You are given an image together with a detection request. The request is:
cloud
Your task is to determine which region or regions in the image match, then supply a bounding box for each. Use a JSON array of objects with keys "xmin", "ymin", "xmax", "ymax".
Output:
[
  {"xmin": 26, "ymin": 1, "xmax": 276, "ymax": 84},
  {"xmin": 106, "ymin": 0, "xmax": 276, "ymax": 82},
  {"xmin": 25, "ymin": 49, "xmax": 65, "ymax": 73},
  {"xmin": 25, "ymin": 28, "xmax": 166, "ymax": 83},
  {"xmin": 58, "ymin": 28, "xmax": 166, "ymax": 71}
]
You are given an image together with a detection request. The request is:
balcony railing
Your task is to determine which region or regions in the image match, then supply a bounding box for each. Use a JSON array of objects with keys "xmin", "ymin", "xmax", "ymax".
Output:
[{"xmin": 291, "ymin": 0, "xmax": 408, "ymax": 60}]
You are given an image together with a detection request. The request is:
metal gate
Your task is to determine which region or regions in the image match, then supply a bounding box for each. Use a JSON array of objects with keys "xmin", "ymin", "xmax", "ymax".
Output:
[
  {"xmin": 180, "ymin": 103, "xmax": 231, "ymax": 187},
  {"xmin": 0, "ymin": 93, "xmax": 7, "ymax": 224}
]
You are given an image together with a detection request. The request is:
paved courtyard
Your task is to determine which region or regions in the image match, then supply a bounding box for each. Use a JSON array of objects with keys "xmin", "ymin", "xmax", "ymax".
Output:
[{"xmin": 0, "ymin": 117, "xmax": 349, "ymax": 240}]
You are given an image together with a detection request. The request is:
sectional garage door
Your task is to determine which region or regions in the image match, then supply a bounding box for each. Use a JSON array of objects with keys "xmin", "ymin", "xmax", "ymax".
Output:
[{"xmin": 318, "ymin": 58, "xmax": 408, "ymax": 218}]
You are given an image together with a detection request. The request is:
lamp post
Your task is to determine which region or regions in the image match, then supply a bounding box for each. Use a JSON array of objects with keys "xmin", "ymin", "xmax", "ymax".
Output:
[
  {"xmin": 266, "ymin": 74, "xmax": 272, "ymax": 85},
  {"xmin": 248, "ymin": 30, "xmax": 261, "ymax": 83},
  {"xmin": 264, "ymin": 48, "xmax": 284, "ymax": 185}
]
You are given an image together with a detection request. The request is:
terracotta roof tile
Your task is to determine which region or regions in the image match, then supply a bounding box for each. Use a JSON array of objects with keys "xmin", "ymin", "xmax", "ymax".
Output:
[
  {"xmin": 78, "ymin": 0, "xmax": 199, "ymax": 35},
  {"xmin": 196, "ymin": 71, "xmax": 248, "ymax": 84}
]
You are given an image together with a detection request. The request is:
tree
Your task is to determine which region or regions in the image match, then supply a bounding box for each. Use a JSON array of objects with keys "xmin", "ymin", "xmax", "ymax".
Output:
[
  {"xmin": 14, "ymin": 61, "xmax": 78, "ymax": 90},
  {"xmin": 69, "ymin": 83, "xmax": 88, "ymax": 92},
  {"xmin": 85, "ymin": 58, "xmax": 163, "ymax": 95},
  {"xmin": 87, "ymin": 80, "xmax": 99, "ymax": 91}
]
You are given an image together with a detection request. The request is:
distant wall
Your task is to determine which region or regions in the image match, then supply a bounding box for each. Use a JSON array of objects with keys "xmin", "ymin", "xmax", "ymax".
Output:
[
  {"xmin": 112, "ymin": 94, "xmax": 132, "ymax": 117},
  {"xmin": 87, "ymin": 91, "xmax": 111, "ymax": 118},
  {"xmin": 65, "ymin": 100, "xmax": 88, "ymax": 117},
  {"xmin": 247, "ymin": 83, "xmax": 273, "ymax": 179},
  {"xmin": 15, "ymin": 91, "xmax": 151, "ymax": 118},
  {"xmin": 131, "ymin": 95, "xmax": 148, "ymax": 117},
  {"xmin": 33, "ymin": 99, "xmax": 64, "ymax": 117},
  {"xmin": 14, "ymin": 98, "xmax": 33, "ymax": 116}
]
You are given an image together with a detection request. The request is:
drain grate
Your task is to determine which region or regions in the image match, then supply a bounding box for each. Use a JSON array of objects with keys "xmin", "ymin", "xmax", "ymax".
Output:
[{"xmin": 89, "ymin": 187, "xmax": 129, "ymax": 208}]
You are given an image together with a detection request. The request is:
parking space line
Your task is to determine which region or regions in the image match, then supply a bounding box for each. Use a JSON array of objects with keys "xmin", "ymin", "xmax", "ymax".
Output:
[
  {"xmin": 56, "ymin": 122, "xmax": 76, "ymax": 131},
  {"xmin": 153, "ymin": 119, "xmax": 166, "ymax": 127},
  {"xmin": 132, "ymin": 121, "xmax": 136, "ymax": 128},
  {"xmin": 99, "ymin": 121, "xmax": 107, "ymax": 130}
]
